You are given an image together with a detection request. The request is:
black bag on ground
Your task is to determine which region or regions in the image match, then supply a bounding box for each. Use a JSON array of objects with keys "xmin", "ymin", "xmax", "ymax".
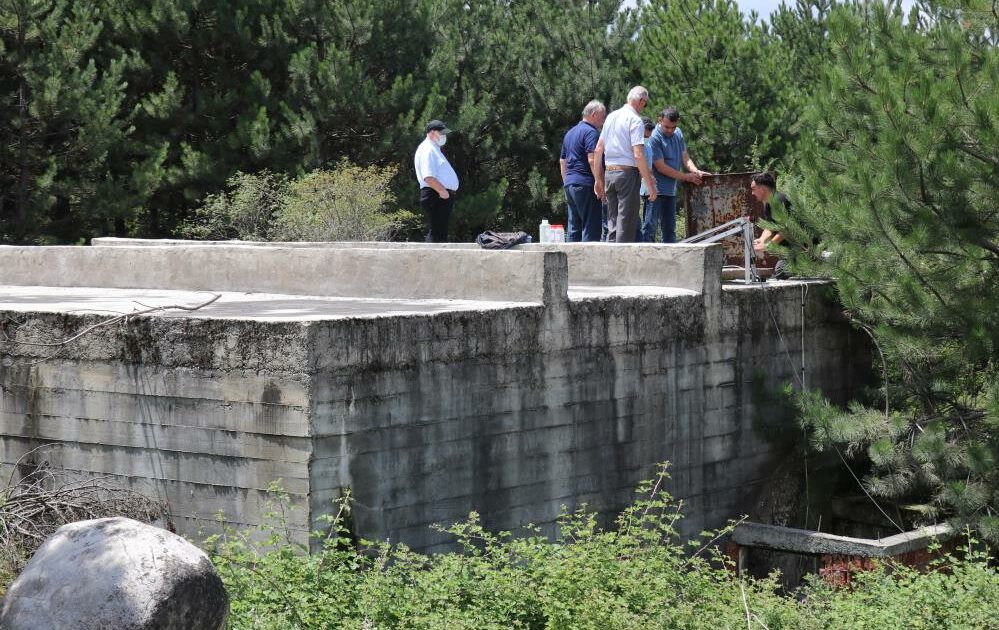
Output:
[{"xmin": 475, "ymin": 230, "xmax": 529, "ymax": 250}]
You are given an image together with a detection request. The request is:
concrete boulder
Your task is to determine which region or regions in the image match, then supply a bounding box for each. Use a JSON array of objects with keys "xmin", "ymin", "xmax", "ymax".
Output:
[{"xmin": 0, "ymin": 517, "xmax": 228, "ymax": 630}]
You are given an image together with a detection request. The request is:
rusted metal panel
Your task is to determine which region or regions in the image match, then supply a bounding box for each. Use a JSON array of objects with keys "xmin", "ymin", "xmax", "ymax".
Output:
[{"xmin": 683, "ymin": 172, "xmax": 778, "ymax": 268}]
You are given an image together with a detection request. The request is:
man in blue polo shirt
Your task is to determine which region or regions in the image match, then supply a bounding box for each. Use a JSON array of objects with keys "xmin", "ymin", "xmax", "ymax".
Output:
[
  {"xmin": 559, "ymin": 100, "xmax": 606, "ymax": 242},
  {"xmin": 642, "ymin": 106, "xmax": 709, "ymax": 243}
]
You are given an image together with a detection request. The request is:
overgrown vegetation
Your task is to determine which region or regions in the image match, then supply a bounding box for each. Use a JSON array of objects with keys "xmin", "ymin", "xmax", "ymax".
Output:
[
  {"xmin": 782, "ymin": 0, "xmax": 999, "ymax": 541},
  {"xmin": 208, "ymin": 469, "xmax": 999, "ymax": 629},
  {"xmin": 178, "ymin": 163, "xmax": 416, "ymax": 242}
]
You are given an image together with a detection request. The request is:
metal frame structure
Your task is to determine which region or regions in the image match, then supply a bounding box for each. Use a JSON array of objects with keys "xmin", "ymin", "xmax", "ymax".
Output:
[{"xmin": 680, "ymin": 216, "xmax": 761, "ymax": 283}]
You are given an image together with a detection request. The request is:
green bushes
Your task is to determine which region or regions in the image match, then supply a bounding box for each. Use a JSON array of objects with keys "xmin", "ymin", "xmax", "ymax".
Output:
[
  {"xmin": 179, "ymin": 163, "xmax": 417, "ymax": 242},
  {"xmin": 206, "ymin": 469, "xmax": 999, "ymax": 629}
]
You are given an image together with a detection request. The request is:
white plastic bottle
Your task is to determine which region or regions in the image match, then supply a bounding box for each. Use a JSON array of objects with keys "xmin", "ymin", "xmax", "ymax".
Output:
[{"xmin": 539, "ymin": 219, "xmax": 551, "ymax": 243}]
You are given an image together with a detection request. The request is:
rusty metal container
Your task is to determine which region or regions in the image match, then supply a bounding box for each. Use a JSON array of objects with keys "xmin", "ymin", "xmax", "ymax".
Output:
[{"xmin": 683, "ymin": 172, "xmax": 778, "ymax": 269}]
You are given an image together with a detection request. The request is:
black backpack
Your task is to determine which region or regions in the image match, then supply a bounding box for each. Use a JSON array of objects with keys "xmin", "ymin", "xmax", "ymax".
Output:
[{"xmin": 475, "ymin": 230, "xmax": 530, "ymax": 250}]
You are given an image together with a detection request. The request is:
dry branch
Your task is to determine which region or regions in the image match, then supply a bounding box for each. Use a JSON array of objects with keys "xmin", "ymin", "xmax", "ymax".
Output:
[
  {"xmin": 0, "ymin": 446, "xmax": 167, "ymax": 576},
  {"xmin": 0, "ymin": 292, "xmax": 221, "ymax": 365}
]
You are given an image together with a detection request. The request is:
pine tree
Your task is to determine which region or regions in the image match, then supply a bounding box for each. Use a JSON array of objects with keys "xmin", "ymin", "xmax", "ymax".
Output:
[
  {"xmin": 422, "ymin": 0, "xmax": 637, "ymax": 236},
  {"xmin": 787, "ymin": 0, "xmax": 999, "ymax": 537},
  {"xmin": 100, "ymin": 0, "xmax": 301, "ymax": 236},
  {"xmin": 0, "ymin": 0, "xmax": 148, "ymax": 242},
  {"xmin": 634, "ymin": 0, "xmax": 801, "ymax": 172}
]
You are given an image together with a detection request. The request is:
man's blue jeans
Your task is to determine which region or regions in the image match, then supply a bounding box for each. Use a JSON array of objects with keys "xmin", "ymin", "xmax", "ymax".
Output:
[
  {"xmin": 565, "ymin": 184, "xmax": 603, "ymax": 242},
  {"xmin": 641, "ymin": 194, "xmax": 677, "ymax": 243}
]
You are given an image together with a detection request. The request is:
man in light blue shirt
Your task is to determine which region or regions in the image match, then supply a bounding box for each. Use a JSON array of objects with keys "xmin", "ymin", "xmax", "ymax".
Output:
[
  {"xmin": 642, "ymin": 107, "xmax": 709, "ymax": 243},
  {"xmin": 414, "ymin": 119, "xmax": 459, "ymax": 242},
  {"xmin": 638, "ymin": 117, "xmax": 655, "ymax": 241}
]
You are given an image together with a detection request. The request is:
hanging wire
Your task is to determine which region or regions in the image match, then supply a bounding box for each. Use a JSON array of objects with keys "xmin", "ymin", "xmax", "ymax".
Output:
[{"xmin": 761, "ymin": 281, "xmax": 905, "ymax": 534}]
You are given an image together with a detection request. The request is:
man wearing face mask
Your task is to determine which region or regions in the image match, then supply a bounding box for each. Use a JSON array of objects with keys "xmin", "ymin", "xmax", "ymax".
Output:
[{"xmin": 414, "ymin": 120, "xmax": 459, "ymax": 242}]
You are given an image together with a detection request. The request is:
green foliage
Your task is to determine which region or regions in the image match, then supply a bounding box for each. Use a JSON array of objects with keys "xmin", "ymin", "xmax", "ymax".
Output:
[
  {"xmin": 1, "ymin": 0, "xmax": 845, "ymax": 243},
  {"xmin": 179, "ymin": 171, "xmax": 288, "ymax": 241},
  {"xmin": 180, "ymin": 163, "xmax": 415, "ymax": 242},
  {"xmin": 209, "ymin": 469, "xmax": 999, "ymax": 629},
  {"xmin": 634, "ymin": 0, "xmax": 807, "ymax": 173},
  {"xmin": 0, "ymin": 0, "xmax": 641, "ymax": 243},
  {"xmin": 272, "ymin": 163, "xmax": 415, "ymax": 242},
  {"xmin": 784, "ymin": 1, "xmax": 999, "ymax": 538},
  {"xmin": 0, "ymin": 0, "xmax": 162, "ymax": 243},
  {"xmin": 803, "ymin": 533, "xmax": 999, "ymax": 629}
]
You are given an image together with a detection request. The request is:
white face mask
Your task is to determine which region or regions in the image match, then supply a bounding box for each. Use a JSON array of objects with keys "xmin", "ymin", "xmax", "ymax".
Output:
[{"xmin": 434, "ymin": 134, "xmax": 447, "ymax": 147}]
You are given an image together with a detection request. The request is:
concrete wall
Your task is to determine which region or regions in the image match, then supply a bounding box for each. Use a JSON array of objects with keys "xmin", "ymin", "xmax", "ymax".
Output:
[
  {"xmin": 91, "ymin": 238, "xmax": 720, "ymax": 294},
  {"xmin": 0, "ymin": 245, "xmax": 564, "ymax": 304},
  {"xmin": 0, "ymin": 243, "xmax": 869, "ymax": 551},
  {"xmin": 305, "ymin": 282, "xmax": 865, "ymax": 551},
  {"xmin": 0, "ymin": 316, "xmax": 316, "ymax": 535}
]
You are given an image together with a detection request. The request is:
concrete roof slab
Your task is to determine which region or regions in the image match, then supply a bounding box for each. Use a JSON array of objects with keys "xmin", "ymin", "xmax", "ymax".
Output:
[{"xmin": 0, "ymin": 286, "xmax": 536, "ymax": 322}]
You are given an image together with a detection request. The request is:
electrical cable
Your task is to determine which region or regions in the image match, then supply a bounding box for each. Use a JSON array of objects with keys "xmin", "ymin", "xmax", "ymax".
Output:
[
  {"xmin": 761, "ymin": 283, "xmax": 804, "ymax": 389},
  {"xmin": 801, "ymin": 283, "xmax": 809, "ymax": 528},
  {"xmin": 833, "ymin": 444, "xmax": 906, "ymax": 534},
  {"xmin": 762, "ymin": 281, "xmax": 905, "ymax": 534}
]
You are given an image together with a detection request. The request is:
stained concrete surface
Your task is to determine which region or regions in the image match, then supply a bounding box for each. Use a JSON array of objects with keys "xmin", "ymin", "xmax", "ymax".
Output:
[
  {"xmin": 0, "ymin": 243, "xmax": 869, "ymax": 551},
  {"xmin": 0, "ymin": 286, "xmax": 534, "ymax": 321}
]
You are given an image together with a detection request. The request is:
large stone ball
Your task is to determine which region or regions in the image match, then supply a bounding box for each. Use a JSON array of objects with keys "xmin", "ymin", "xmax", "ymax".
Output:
[{"xmin": 0, "ymin": 517, "xmax": 229, "ymax": 630}]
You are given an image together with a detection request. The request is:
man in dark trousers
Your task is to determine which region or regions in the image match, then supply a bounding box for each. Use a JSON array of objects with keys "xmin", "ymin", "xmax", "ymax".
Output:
[
  {"xmin": 642, "ymin": 106, "xmax": 709, "ymax": 243},
  {"xmin": 592, "ymin": 86, "xmax": 658, "ymax": 243},
  {"xmin": 750, "ymin": 172, "xmax": 793, "ymax": 280},
  {"xmin": 414, "ymin": 120, "xmax": 459, "ymax": 242},
  {"xmin": 559, "ymin": 100, "xmax": 606, "ymax": 242}
]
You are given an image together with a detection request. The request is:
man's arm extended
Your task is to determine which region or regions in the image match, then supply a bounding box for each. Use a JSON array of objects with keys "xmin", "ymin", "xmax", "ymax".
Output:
[
  {"xmin": 653, "ymin": 158, "xmax": 701, "ymax": 185},
  {"xmin": 682, "ymin": 150, "xmax": 709, "ymax": 178},
  {"xmin": 559, "ymin": 159, "xmax": 568, "ymax": 183},
  {"xmin": 753, "ymin": 229, "xmax": 784, "ymax": 252}
]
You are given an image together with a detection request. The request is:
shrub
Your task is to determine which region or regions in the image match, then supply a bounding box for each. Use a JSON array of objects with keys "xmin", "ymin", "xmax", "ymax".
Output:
[
  {"xmin": 207, "ymin": 467, "xmax": 999, "ymax": 629},
  {"xmin": 208, "ymin": 467, "xmax": 802, "ymax": 629},
  {"xmin": 179, "ymin": 163, "xmax": 417, "ymax": 242},
  {"xmin": 271, "ymin": 164, "xmax": 416, "ymax": 242},
  {"xmin": 178, "ymin": 170, "xmax": 287, "ymax": 241}
]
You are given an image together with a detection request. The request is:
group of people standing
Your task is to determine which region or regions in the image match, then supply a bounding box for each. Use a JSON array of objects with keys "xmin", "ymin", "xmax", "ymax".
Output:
[
  {"xmin": 560, "ymin": 86, "xmax": 709, "ymax": 244},
  {"xmin": 412, "ymin": 86, "xmax": 709, "ymax": 246},
  {"xmin": 413, "ymin": 86, "xmax": 789, "ymax": 277}
]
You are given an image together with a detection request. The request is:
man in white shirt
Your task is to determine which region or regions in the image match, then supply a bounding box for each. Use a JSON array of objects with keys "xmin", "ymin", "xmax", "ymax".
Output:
[
  {"xmin": 593, "ymin": 86, "xmax": 658, "ymax": 243},
  {"xmin": 414, "ymin": 120, "xmax": 459, "ymax": 242}
]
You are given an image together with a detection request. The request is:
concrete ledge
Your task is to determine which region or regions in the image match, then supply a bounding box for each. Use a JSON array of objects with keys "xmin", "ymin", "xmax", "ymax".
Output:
[
  {"xmin": 93, "ymin": 237, "xmax": 481, "ymax": 250},
  {"xmin": 731, "ymin": 521, "xmax": 953, "ymax": 557},
  {"xmin": 0, "ymin": 245, "xmax": 567, "ymax": 304},
  {"xmin": 93, "ymin": 238, "xmax": 723, "ymax": 296},
  {"xmin": 519, "ymin": 243, "xmax": 722, "ymax": 295}
]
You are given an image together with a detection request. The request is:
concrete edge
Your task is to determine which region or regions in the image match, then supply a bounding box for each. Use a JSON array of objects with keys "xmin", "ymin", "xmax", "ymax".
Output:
[
  {"xmin": 731, "ymin": 521, "xmax": 954, "ymax": 557},
  {"xmin": 92, "ymin": 238, "xmax": 723, "ymax": 295},
  {"xmin": 0, "ymin": 245, "xmax": 567, "ymax": 305}
]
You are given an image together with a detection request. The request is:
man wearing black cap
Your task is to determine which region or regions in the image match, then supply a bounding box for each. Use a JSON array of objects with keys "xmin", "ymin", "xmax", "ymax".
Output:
[{"xmin": 414, "ymin": 120, "xmax": 459, "ymax": 242}]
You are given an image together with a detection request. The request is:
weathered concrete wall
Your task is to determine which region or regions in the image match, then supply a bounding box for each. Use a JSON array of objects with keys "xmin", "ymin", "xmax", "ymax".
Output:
[
  {"xmin": 0, "ymin": 245, "xmax": 564, "ymax": 304},
  {"xmin": 306, "ymin": 282, "xmax": 865, "ymax": 551},
  {"xmin": 0, "ymin": 316, "xmax": 315, "ymax": 535},
  {"xmin": 0, "ymin": 243, "xmax": 868, "ymax": 551},
  {"xmin": 92, "ymin": 238, "xmax": 719, "ymax": 295}
]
